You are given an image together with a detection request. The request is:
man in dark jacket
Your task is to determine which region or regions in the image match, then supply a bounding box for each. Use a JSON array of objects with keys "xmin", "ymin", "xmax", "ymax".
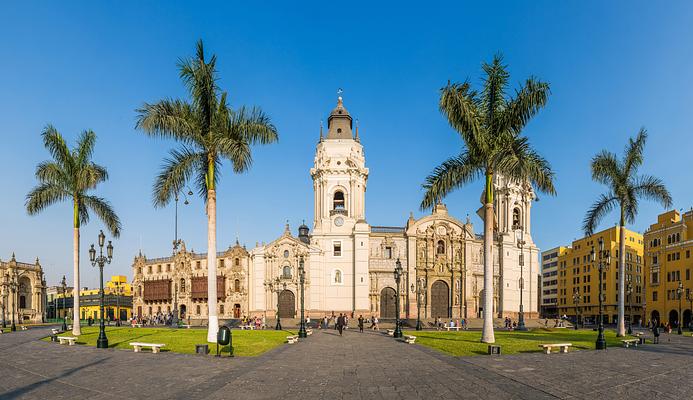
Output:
[{"xmin": 337, "ymin": 313, "xmax": 345, "ymax": 336}]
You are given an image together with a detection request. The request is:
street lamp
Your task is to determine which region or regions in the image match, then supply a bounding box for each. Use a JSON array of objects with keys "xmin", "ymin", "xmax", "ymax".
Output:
[
  {"xmin": 515, "ymin": 229, "xmax": 527, "ymax": 331},
  {"xmin": 393, "ymin": 258, "xmax": 403, "ymax": 339},
  {"xmin": 676, "ymin": 280, "xmax": 683, "ymax": 335},
  {"xmin": 89, "ymin": 230, "xmax": 113, "ymax": 348},
  {"xmin": 591, "ymin": 238, "xmax": 611, "ymax": 350},
  {"xmin": 572, "ymin": 288, "xmax": 580, "ymax": 330},
  {"xmin": 60, "ymin": 275, "xmax": 68, "ymax": 331},
  {"xmin": 687, "ymin": 290, "xmax": 693, "ymax": 332},
  {"xmin": 5, "ymin": 270, "xmax": 28, "ymax": 332},
  {"xmin": 173, "ymin": 188, "xmax": 193, "ymax": 253},
  {"xmin": 298, "ymin": 257, "xmax": 307, "ymax": 338},
  {"xmin": 410, "ymin": 278, "xmax": 424, "ymax": 331},
  {"xmin": 1, "ymin": 274, "xmax": 7, "ymax": 329},
  {"xmin": 267, "ymin": 277, "xmax": 286, "ymax": 330},
  {"xmin": 626, "ymin": 281, "xmax": 633, "ymax": 335}
]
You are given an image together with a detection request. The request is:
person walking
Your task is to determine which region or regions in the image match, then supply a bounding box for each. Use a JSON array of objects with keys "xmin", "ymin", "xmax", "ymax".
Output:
[
  {"xmin": 358, "ymin": 315, "xmax": 364, "ymax": 333},
  {"xmin": 652, "ymin": 319, "xmax": 660, "ymax": 344},
  {"xmin": 337, "ymin": 313, "xmax": 345, "ymax": 336}
]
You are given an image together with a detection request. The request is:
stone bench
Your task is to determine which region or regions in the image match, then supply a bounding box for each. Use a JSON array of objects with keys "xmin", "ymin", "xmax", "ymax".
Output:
[
  {"xmin": 622, "ymin": 339, "xmax": 639, "ymax": 348},
  {"xmin": 445, "ymin": 326, "xmax": 460, "ymax": 331},
  {"xmin": 287, "ymin": 335, "xmax": 299, "ymax": 344},
  {"xmin": 538, "ymin": 343, "xmax": 572, "ymax": 354},
  {"xmin": 129, "ymin": 342, "xmax": 165, "ymax": 353},
  {"xmin": 306, "ymin": 329, "xmax": 313, "ymax": 336},
  {"xmin": 240, "ymin": 325, "xmax": 254, "ymax": 330},
  {"xmin": 132, "ymin": 324, "xmax": 143, "ymax": 328},
  {"xmin": 58, "ymin": 336, "xmax": 77, "ymax": 346},
  {"xmin": 387, "ymin": 329, "xmax": 395, "ymax": 336},
  {"xmin": 51, "ymin": 328, "xmax": 61, "ymax": 335},
  {"xmin": 181, "ymin": 324, "xmax": 192, "ymax": 329},
  {"xmin": 21, "ymin": 326, "xmax": 28, "ymax": 331},
  {"xmin": 402, "ymin": 335, "xmax": 417, "ymax": 344}
]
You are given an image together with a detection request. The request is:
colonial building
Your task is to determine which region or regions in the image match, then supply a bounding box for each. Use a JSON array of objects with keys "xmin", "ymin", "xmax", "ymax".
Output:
[
  {"xmin": 540, "ymin": 247, "xmax": 566, "ymax": 318},
  {"xmin": 131, "ymin": 96, "xmax": 540, "ymax": 322},
  {"xmin": 644, "ymin": 209, "xmax": 693, "ymax": 329},
  {"xmin": 1, "ymin": 253, "xmax": 45, "ymax": 324}
]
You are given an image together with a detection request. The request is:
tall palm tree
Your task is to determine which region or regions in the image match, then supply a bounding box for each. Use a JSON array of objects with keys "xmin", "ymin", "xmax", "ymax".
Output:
[
  {"xmin": 26, "ymin": 126, "xmax": 121, "ymax": 336},
  {"xmin": 583, "ymin": 128, "xmax": 671, "ymax": 337},
  {"xmin": 421, "ymin": 55, "xmax": 556, "ymax": 343},
  {"xmin": 136, "ymin": 40, "xmax": 278, "ymax": 342}
]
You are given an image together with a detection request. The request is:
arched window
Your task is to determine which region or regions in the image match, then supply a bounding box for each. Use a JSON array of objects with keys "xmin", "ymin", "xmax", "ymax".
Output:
[
  {"xmin": 138, "ymin": 286, "xmax": 142, "ymax": 297},
  {"xmin": 333, "ymin": 191, "xmax": 345, "ymax": 210},
  {"xmin": 283, "ymin": 266, "xmax": 292, "ymax": 279},
  {"xmin": 234, "ymin": 279, "xmax": 240, "ymax": 292},
  {"xmin": 437, "ymin": 240, "xmax": 445, "ymax": 255},
  {"xmin": 334, "ymin": 270, "xmax": 342, "ymax": 284},
  {"xmin": 180, "ymin": 279, "xmax": 185, "ymax": 293},
  {"xmin": 235, "ymin": 258, "xmax": 240, "ymax": 266},
  {"xmin": 512, "ymin": 208, "xmax": 521, "ymax": 230},
  {"xmin": 19, "ymin": 295, "xmax": 26, "ymax": 309},
  {"xmin": 137, "ymin": 267, "xmax": 142, "ymax": 274}
]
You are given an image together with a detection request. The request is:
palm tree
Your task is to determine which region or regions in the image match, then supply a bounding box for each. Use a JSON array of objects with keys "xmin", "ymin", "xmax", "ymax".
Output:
[
  {"xmin": 583, "ymin": 128, "xmax": 671, "ymax": 337},
  {"xmin": 26, "ymin": 126, "xmax": 121, "ymax": 336},
  {"xmin": 421, "ymin": 55, "xmax": 556, "ymax": 343},
  {"xmin": 136, "ymin": 40, "xmax": 278, "ymax": 342}
]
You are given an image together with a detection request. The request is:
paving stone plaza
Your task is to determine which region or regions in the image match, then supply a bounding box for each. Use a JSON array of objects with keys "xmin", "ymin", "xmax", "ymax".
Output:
[{"xmin": 0, "ymin": 326, "xmax": 691, "ymax": 399}]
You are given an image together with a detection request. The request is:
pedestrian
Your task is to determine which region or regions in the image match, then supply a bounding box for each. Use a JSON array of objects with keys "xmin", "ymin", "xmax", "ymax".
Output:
[
  {"xmin": 337, "ymin": 313, "xmax": 345, "ymax": 336},
  {"xmin": 652, "ymin": 319, "xmax": 660, "ymax": 344},
  {"xmin": 373, "ymin": 316, "xmax": 379, "ymax": 331},
  {"xmin": 358, "ymin": 315, "xmax": 364, "ymax": 333}
]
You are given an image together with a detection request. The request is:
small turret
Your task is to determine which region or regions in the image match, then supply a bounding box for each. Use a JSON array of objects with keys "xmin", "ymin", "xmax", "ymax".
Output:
[{"xmin": 298, "ymin": 220, "xmax": 310, "ymax": 244}]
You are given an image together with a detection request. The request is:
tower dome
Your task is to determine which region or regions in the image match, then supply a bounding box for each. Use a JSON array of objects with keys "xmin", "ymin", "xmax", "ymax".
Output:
[
  {"xmin": 298, "ymin": 221, "xmax": 310, "ymax": 244},
  {"xmin": 326, "ymin": 96, "xmax": 353, "ymax": 139}
]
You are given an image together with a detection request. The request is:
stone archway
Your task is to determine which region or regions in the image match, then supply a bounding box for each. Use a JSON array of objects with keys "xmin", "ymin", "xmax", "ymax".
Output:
[
  {"xmin": 668, "ymin": 309, "xmax": 678, "ymax": 326},
  {"xmin": 651, "ymin": 310, "xmax": 660, "ymax": 324},
  {"xmin": 380, "ymin": 287, "xmax": 396, "ymax": 319},
  {"xmin": 431, "ymin": 280, "xmax": 449, "ymax": 319},
  {"xmin": 683, "ymin": 309, "xmax": 692, "ymax": 329},
  {"xmin": 278, "ymin": 290, "xmax": 295, "ymax": 318}
]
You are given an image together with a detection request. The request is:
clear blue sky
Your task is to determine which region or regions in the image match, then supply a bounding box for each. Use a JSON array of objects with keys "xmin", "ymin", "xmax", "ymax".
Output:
[{"xmin": 1, "ymin": 1, "xmax": 692, "ymax": 288}]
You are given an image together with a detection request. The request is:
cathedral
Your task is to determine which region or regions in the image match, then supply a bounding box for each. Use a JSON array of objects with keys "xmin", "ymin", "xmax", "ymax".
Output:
[{"xmin": 131, "ymin": 96, "xmax": 540, "ymax": 323}]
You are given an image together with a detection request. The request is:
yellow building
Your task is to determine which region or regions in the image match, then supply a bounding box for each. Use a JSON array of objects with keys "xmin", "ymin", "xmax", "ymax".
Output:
[
  {"xmin": 557, "ymin": 226, "xmax": 644, "ymax": 325},
  {"xmin": 644, "ymin": 209, "xmax": 693, "ymax": 329},
  {"xmin": 55, "ymin": 275, "xmax": 133, "ymax": 322}
]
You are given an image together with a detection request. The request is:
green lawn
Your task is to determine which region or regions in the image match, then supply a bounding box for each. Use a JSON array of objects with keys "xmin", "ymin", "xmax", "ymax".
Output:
[
  {"xmin": 405, "ymin": 328, "xmax": 640, "ymax": 356},
  {"xmin": 44, "ymin": 327, "xmax": 294, "ymax": 356}
]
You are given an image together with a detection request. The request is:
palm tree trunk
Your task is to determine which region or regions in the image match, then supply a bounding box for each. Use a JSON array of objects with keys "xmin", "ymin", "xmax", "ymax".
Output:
[
  {"xmin": 72, "ymin": 199, "xmax": 81, "ymax": 336},
  {"xmin": 616, "ymin": 208, "xmax": 626, "ymax": 337},
  {"xmin": 206, "ymin": 187, "xmax": 219, "ymax": 342},
  {"xmin": 481, "ymin": 172, "xmax": 495, "ymax": 343}
]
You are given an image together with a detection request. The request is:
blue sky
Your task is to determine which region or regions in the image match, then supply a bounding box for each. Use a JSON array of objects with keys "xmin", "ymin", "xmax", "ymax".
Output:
[{"xmin": 1, "ymin": 1, "xmax": 692, "ymax": 287}]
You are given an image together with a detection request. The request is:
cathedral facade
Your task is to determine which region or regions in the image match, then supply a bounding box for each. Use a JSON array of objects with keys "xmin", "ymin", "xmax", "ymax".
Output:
[{"xmin": 131, "ymin": 97, "xmax": 539, "ymax": 322}]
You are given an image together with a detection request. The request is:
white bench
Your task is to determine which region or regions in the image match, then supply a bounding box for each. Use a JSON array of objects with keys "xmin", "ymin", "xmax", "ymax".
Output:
[
  {"xmin": 286, "ymin": 335, "xmax": 299, "ymax": 344},
  {"xmin": 622, "ymin": 339, "xmax": 639, "ymax": 348},
  {"xmin": 240, "ymin": 325, "xmax": 254, "ymax": 330},
  {"xmin": 21, "ymin": 326, "xmax": 28, "ymax": 331},
  {"xmin": 181, "ymin": 324, "xmax": 192, "ymax": 329},
  {"xmin": 132, "ymin": 323, "xmax": 143, "ymax": 328},
  {"xmin": 129, "ymin": 342, "xmax": 165, "ymax": 353},
  {"xmin": 445, "ymin": 326, "xmax": 460, "ymax": 331},
  {"xmin": 387, "ymin": 329, "xmax": 395, "ymax": 337},
  {"xmin": 306, "ymin": 329, "xmax": 313, "ymax": 336},
  {"xmin": 58, "ymin": 336, "xmax": 77, "ymax": 346},
  {"xmin": 403, "ymin": 335, "xmax": 417, "ymax": 344},
  {"xmin": 538, "ymin": 343, "xmax": 572, "ymax": 354},
  {"xmin": 51, "ymin": 328, "xmax": 61, "ymax": 335}
]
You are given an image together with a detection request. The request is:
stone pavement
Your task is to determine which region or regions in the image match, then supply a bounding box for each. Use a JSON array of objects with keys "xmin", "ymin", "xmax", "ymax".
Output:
[{"xmin": 0, "ymin": 326, "xmax": 692, "ymax": 400}]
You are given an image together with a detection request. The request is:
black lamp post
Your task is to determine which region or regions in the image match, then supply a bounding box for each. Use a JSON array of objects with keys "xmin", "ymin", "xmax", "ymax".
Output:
[
  {"xmin": 1, "ymin": 275, "xmax": 7, "ymax": 329},
  {"xmin": 298, "ymin": 257, "xmax": 307, "ymax": 338},
  {"xmin": 676, "ymin": 280, "xmax": 683, "ymax": 335},
  {"xmin": 515, "ymin": 229, "xmax": 527, "ymax": 331},
  {"xmin": 89, "ymin": 230, "xmax": 113, "ymax": 349},
  {"xmin": 172, "ymin": 281, "xmax": 179, "ymax": 327},
  {"xmin": 687, "ymin": 291, "xmax": 693, "ymax": 332},
  {"xmin": 572, "ymin": 288, "xmax": 580, "ymax": 330},
  {"xmin": 393, "ymin": 258, "xmax": 403, "ymax": 339},
  {"xmin": 268, "ymin": 277, "xmax": 285, "ymax": 331},
  {"xmin": 60, "ymin": 275, "xmax": 68, "ymax": 331},
  {"xmin": 114, "ymin": 282, "xmax": 123, "ymax": 327},
  {"xmin": 626, "ymin": 281, "xmax": 633, "ymax": 335},
  {"xmin": 173, "ymin": 188, "xmax": 193, "ymax": 254},
  {"xmin": 6, "ymin": 271, "xmax": 26, "ymax": 332},
  {"xmin": 410, "ymin": 278, "xmax": 423, "ymax": 331},
  {"xmin": 592, "ymin": 238, "xmax": 611, "ymax": 350}
]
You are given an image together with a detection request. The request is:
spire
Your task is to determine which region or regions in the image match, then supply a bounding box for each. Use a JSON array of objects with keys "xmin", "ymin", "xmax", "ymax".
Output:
[
  {"xmin": 319, "ymin": 120, "xmax": 324, "ymax": 142},
  {"xmin": 11, "ymin": 252, "xmax": 15, "ymax": 261},
  {"xmin": 355, "ymin": 119, "xmax": 360, "ymax": 142}
]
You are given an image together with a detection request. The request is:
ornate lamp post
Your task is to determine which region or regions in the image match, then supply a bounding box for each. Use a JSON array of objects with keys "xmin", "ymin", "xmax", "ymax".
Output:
[
  {"xmin": 626, "ymin": 281, "xmax": 633, "ymax": 335},
  {"xmin": 172, "ymin": 281, "xmax": 179, "ymax": 327},
  {"xmin": 267, "ymin": 277, "xmax": 286, "ymax": 331},
  {"xmin": 298, "ymin": 257, "xmax": 307, "ymax": 338},
  {"xmin": 687, "ymin": 290, "xmax": 693, "ymax": 332},
  {"xmin": 5, "ymin": 270, "xmax": 27, "ymax": 332},
  {"xmin": 410, "ymin": 278, "xmax": 424, "ymax": 331},
  {"xmin": 60, "ymin": 275, "xmax": 68, "ymax": 331},
  {"xmin": 1, "ymin": 275, "xmax": 7, "ymax": 329},
  {"xmin": 89, "ymin": 230, "xmax": 113, "ymax": 349},
  {"xmin": 676, "ymin": 280, "xmax": 683, "ymax": 335},
  {"xmin": 591, "ymin": 238, "xmax": 611, "ymax": 350},
  {"xmin": 393, "ymin": 258, "xmax": 403, "ymax": 339},
  {"xmin": 515, "ymin": 229, "xmax": 527, "ymax": 331},
  {"xmin": 173, "ymin": 188, "xmax": 193, "ymax": 254},
  {"xmin": 572, "ymin": 288, "xmax": 580, "ymax": 330}
]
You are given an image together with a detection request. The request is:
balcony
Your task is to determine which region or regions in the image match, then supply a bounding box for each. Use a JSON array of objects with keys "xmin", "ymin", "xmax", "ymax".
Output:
[{"xmin": 330, "ymin": 209, "xmax": 348, "ymax": 217}]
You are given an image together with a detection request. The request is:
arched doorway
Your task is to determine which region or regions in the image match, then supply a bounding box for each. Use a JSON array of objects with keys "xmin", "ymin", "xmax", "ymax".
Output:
[
  {"xmin": 683, "ymin": 309, "xmax": 692, "ymax": 329},
  {"xmin": 651, "ymin": 310, "xmax": 660, "ymax": 324},
  {"xmin": 668, "ymin": 309, "xmax": 678, "ymax": 326},
  {"xmin": 179, "ymin": 304, "xmax": 186, "ymax": 319},
  {"xmin": 431, "ymin": 280, "xmax": 450, "ymax": 319},
  {"xmin": 234, "ymin": 303, "xmax": 241, "ymax": 318},
  {"xmin": 278, "ymin": 290, "xmax": 295, "ymax": 318},
  {"xmin": 380, "ymin": 287, "xmax": 396, "ymax": 319}
]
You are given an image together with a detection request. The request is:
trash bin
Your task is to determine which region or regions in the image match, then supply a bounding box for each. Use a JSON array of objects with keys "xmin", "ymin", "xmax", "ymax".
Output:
[
  {"xmin": 488, "ymin": 345, "xmax": 501, "ymax": 355},
  {"xmin": 216, "ymin": 326, "xmax": 233, "ymax": 357},
  {"xmin": 50, "ymin": 335, "xmax": 58, "ymax": 342},
  {"xmin": 195, "ymin": 344, "xmax": 209, "ymax": 355}
]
